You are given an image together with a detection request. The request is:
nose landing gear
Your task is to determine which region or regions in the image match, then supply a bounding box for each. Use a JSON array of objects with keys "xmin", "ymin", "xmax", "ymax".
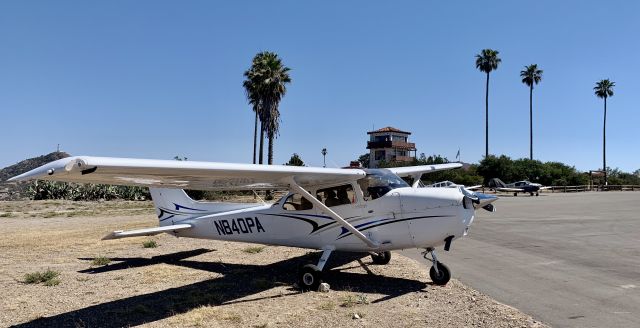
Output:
[{"xmin": 422, "ymin": 248, "xmax": 451, "ymax": 285}]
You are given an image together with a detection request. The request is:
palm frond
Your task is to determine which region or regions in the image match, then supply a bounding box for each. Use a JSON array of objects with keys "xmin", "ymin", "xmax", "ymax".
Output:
[
  {"xmin": 475, "ymin": 48, "xmax": 501, "ymax": 73},
  {"xmin": 520, "ymin": 64, "xmax": 543, "ymax": 87},
  {"xmin": 594, "ymin": 79, "xmax": 615, "ymax": 99}
]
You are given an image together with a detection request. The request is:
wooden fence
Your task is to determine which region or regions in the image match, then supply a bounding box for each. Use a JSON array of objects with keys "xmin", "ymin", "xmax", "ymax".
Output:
[{"xmin": 480, "ymin": 185, "xmax": 640, "ymax": 194}]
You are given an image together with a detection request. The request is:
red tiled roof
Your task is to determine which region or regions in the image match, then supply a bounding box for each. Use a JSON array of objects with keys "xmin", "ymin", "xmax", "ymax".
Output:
[{"xmin": 367, "ymin": 126, "xmax": 411, "ymax": 135}]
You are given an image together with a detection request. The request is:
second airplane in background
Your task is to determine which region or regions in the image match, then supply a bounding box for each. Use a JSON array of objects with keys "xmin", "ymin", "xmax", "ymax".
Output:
[{"xmin": 489, "ymin": 178, "xmax": 549, "ymax": 196}]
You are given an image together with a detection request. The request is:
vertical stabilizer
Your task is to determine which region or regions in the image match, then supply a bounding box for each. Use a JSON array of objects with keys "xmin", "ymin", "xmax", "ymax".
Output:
[{"xmin": 488, "ymin": 178, "xmax": 507, "ymax": 189}]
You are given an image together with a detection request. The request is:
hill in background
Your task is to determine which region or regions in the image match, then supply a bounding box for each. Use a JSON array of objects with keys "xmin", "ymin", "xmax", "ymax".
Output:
[{"xmin": 0, "ymin": 151, "xmax": 70, "ymax": 200}]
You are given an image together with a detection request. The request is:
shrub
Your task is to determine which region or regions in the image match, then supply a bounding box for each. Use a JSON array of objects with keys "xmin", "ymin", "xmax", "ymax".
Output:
[
  {"xmin": 143, "ymin": 240, "xmax": 158, "ymax": 248},
  {"xmin": 92, "ymin": 256, "xmax": 111, "ymax": 266},
  {"xmin": 23, "ymin": 269, "xmax": 60, "ymax": 286},
  {"xmin": 242, "ymin": 246, "xmax": 265, "ymax": 254},
  {"xmin": 27, "ymin": 181, "xmax": 150, "ymax": 201},
  {"xmin": 341, "ymin": 294, "xmax": 369, "ymax": 307}
]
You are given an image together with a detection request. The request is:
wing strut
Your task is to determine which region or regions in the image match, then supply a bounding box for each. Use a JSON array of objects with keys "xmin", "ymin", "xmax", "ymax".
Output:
[{"xmin": 287, "ymin": 177, "xmax": 379, "ymax": 249}]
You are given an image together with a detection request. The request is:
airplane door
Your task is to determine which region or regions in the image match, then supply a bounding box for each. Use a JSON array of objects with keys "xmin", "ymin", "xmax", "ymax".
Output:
[
  {"xmin": 361, "ymin": 191, "xmax": 411, "ymax": 248},
  {"xmin": 401, "ymin": 189, "xmax": 423, "ymax": 248}
]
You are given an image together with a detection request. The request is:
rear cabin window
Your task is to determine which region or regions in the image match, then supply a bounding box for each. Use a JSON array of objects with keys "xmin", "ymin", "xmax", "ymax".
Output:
[
  {"xmin": 282, "ymin": 193, "xmax": 313, "ymax": 211},
  {"xmin": 316, "ymin": 184, "xmax": 355, "ymax": 207}
]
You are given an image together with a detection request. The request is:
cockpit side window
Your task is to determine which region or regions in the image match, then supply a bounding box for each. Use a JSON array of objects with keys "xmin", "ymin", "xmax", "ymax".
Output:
[
  {"xmin": 282, "ymin": 193, "xmax": 313, "ymax": 211},
  {"xmin": 357, "ymin": 169, "xmax": 409, "ymax": 200}
]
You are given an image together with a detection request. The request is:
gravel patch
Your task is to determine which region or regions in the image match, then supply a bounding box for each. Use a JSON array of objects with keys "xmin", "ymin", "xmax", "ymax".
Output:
[{"xmin": 0, "ymin": 201, "xmax": 548, "ymax": 327}]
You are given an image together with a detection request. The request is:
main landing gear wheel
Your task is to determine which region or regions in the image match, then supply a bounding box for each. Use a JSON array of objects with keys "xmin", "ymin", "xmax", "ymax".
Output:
[
  {"xmin": 299, "ymin": 264, "xmax": 323, "ymax": 291},
  {"xmin": 423, "ymin": 248, "xmax": 451, "ymax": 286},
  {"xmin": 371, "ymin": 251, "xmax": 392, "ymax": 265},
  {"xmin": 298, "ymin": 248, "xmax": 333, "ymax": 291}
]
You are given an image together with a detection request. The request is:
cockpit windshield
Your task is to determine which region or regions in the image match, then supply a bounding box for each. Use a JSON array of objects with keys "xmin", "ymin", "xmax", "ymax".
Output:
[{"xmin": 357, "ymin": 169, "xmax": 409, "ymax": 200}]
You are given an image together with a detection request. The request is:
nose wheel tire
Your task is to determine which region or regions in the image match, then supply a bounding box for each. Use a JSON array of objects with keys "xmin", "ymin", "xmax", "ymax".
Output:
[
  {"xmin": 299, "ymin": 264, "xmax": 323, "ymax": 291},
  {"xmin": 429, "ymin": 261, "xmax": 451, "ymax": 285},
  {"xmin": 371, "ymin": 251, "xmax": 392, "ymax": 265}
]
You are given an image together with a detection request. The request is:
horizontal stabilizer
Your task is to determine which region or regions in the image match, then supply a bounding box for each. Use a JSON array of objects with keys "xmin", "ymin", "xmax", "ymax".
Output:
[{"xmin": 103, "ymin": 224, "xmax": 192, "ymax": 240}]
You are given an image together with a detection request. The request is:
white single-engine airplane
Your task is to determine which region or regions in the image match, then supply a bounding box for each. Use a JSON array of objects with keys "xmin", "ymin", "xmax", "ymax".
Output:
[
  {"xmin": 10, "ymin": 156, "xmax": 498, "ymax": 290},
  {"xmin": 424, "ymin": 180, "xmax": 482, "ymax": 191}
]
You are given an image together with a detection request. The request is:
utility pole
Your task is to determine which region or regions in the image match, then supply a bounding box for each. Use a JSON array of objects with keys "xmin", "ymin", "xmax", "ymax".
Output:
[{"xmin": 321, "ymin": 148, "xmax": 327, "ymax": 168}]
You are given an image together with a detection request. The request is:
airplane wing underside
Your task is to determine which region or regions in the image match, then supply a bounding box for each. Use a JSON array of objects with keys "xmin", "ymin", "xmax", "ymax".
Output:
[
  {"xmin": 8, "ymin": 156, "xmax": 366, "ymax": 190},
  {"xmin": 496, "ymin": 187, "xmax": 525, "ymax": 192}
]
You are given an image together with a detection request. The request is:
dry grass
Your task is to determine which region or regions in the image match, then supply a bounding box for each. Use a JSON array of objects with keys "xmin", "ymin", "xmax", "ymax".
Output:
[
  {"xmin": 168, "ymin": 306, "xmax": 244, "ymax": 327},
  {"xmin": 340, "ymin": 293, "xmax": 369, "ymax": 308},
  {"xmin": 23, "ymin": 269, "xmax": 60, "ymax": 286},
  {"xmin": 92, "ymin": 256, "xmax": 111, "ymax": 266},
  {"xmin": 242, "ymin": 245, "xmax": 266, "ymax": 254},
  {"xmin": 143, "ymin": 240, "xmax": 158, "ymax": 248}
]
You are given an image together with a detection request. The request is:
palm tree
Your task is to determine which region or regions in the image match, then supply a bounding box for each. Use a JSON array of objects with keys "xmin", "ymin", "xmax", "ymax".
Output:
[
  {"xmin": 520, "ymin": 64, "xmax": 543, "ymax": 160},
  {"xmin": 594, "ymin": 79, "xmax": 615, "ymax": 185},
  {"xmin": 259, "ymin": 52, "xmax": 291, "ymax": 165},
  {"xmin": 243, "ymin": 52, "xmax": 291, "ymax": 165},
  {"xmin": 243, "ymin": 56, "xmax": 264, "ymax": 164},
  {"xmin": 475, "ymin": 49, "xmax": 501, "ymax": 158}
]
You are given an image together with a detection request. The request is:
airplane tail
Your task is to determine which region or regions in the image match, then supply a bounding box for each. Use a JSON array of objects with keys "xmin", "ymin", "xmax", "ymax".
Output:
[
  {"xmin": 149, "ymin": 188, "xmax": 261, "ymax": 226},
  {"xmin": 488, "ymin": 178, "xmax": 507, "ymax": 189}
]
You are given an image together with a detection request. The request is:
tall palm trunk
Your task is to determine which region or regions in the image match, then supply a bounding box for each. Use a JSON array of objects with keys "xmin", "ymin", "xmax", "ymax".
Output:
[
  {"xmin": 259, "ymin": 124, "xmax": 265, "ymax": 165},
  {"xmin": 529, "ymin": 85, "xmax": 533, "ymax": 160},
  {"xmin": 253, "ymin": 111, "xmax": 258, "ymax": 164},
  {"xmin": 485, "ymin": 72, "xmax": 490, "ymax": 158},
  {"xmin": 603, "ymin": 97, "xmax": 607, "ymax": 185},
  {"xmin": 268, "ymin": 135, "xmax": 274, "ymax": 165}
]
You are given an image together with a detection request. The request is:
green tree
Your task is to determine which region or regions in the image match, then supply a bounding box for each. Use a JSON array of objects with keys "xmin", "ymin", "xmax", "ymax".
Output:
[
  {"xmin": 475, "ymin": 49, "xmax": 501, "ymax": 158},
  {"xmin": 520, "ymin": 64, "xmax": 543, "ymax": 160},
  {"xmin": 357, "ymin": 153, "xmax": 370, "ymax": 168},
  {"xmin": 594, "ymin": 79, "xmax": 615, "ymax": 185},
  {"xmin": 285, "ymin": 153, "xmax": 305, "ymax": 166},
  {"xmin": 243, "ymin": 52, "xmax": 291, "ymax": 166},
  {"xmin": 477, "ymin": 155, "xmax": 588, "ymax": 186}
]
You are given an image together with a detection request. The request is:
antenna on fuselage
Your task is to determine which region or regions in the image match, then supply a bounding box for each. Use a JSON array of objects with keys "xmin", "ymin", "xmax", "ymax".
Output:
[{"xmin": 252, "ymin": 190, "xmax": 267, "ymax": 205}]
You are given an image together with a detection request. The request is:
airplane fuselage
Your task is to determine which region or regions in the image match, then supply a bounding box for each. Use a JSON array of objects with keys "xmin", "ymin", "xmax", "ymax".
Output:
[{"xmin": 161, "ymin": 187, "xmax": 474, "ymax": 252}]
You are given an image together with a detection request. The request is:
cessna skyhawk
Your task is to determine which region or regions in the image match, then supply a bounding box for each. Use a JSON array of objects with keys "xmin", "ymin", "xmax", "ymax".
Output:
[
  {"xmin": 424, "ymin": 180, "xmax": 482, "ymax": 191},
  {"xmin": 9, "ymin": 156, "xmax": 497, "ymax": 290}
]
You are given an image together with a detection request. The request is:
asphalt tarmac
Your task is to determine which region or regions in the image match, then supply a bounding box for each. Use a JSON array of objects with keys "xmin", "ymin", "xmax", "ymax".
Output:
[{"xmin": 402, "ymin": 191, "xmax": 640, "ymax": 328}]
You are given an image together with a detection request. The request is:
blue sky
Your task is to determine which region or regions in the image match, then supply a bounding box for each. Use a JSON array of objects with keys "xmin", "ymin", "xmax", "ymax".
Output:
[{"xmin": 1, "ymin": 1, "xmax": 638, "ymax": 172}]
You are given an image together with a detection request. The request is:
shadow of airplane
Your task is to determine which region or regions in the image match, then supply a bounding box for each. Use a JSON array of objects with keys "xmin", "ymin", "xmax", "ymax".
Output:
[{"xmin": 13, "ymin": 250, "xmax": 429, "ymax": 328}]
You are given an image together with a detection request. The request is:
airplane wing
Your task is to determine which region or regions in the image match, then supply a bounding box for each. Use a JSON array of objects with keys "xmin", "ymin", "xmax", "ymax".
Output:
[
  {"xmin": 8, "ymin": 156, "xmax": 366, "ymax": 190},
  {"xmin": 386, "ymin": 163, "xmax": 463, "ymax": 177},
  {"xmin": 386, "ymin": 163, "xmax": 463, "ymax": 188},
  {"xmin": 496, "ymin": 187, "xmax": 524, "ymax": 192},
  {"xmin": 465, "ymin": 185, "xmax": 483, "ymax": 191}
]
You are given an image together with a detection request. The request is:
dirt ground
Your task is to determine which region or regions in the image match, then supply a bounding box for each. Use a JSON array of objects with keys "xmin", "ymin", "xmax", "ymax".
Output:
[{"xmin": 0, "ymin": 200, "xmax": 548, "ymax": 328}]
